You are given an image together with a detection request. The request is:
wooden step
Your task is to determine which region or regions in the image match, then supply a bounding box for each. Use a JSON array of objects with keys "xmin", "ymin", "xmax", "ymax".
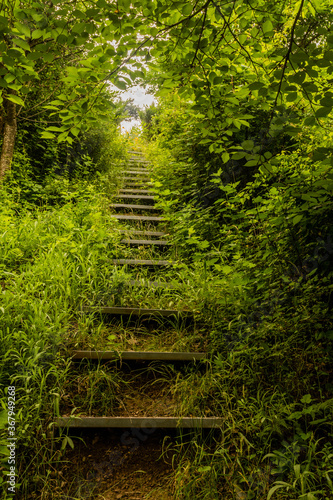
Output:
[
  {"xmin": 116, "ymin": 195, "xmax": 155, "ymax": 201},
  {"xmin": 123, "ymin": 178, "xmax": 151, "ymax": 182},
  {"xmin": 119, "ymin": 189, "xmax": 154, "ymax": 194},
  {"xmin": 71, "ymin": 351, "xmax": 206, "ymax": 361},
  {"xmin": 111, "ymin": 215, "xmax": 164, "ymax": 222},
  {"xmin": 112, "ymin": 259, "xmax": 173, "ymax": 266},
  {"xmin": 125, "ymin": 170, "xmax": 149, "ymax": 174},
  {"xmin": 127, "ymin": 159, "xmax": 149, "ymax": 163},
  {"xmin": 123, "ymin": 183, "xmax": 152, "ymax": 188},
  {"xmin": 120, "ymin": 239, "xmax": 171, "ymax": 247},
  {"xmin": 56, "ymin": 416, "xmax": 223, "ymax": 429},
  {"xmin": 83, "ymin": 306, "xmax": 190, "ymax": 317},
  {"xmin": 118, "ymin": 230, "xmax": 167, "ymax": 237},
  {"xmin": 111, "ymin": 203, "xmax": 160, "ymax": 211}
]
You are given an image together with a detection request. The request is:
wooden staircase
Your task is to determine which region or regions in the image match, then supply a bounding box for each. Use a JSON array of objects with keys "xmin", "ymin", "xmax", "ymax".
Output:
[{"xmin": 56, "ymin": 151, "xmax": 222, "ymax": 429}]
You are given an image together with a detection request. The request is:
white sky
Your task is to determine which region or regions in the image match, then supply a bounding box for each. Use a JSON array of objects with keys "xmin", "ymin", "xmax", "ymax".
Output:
[{"xmin": 114, "ymin": 85, "xmax": 157, "ymax": 133}]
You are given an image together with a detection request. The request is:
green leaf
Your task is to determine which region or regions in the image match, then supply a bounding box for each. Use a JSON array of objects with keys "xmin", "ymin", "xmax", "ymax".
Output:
[
  {"xmin": 14, "ymin": 38, "xmax": 31, "ymax": 51},
  {"xmin": 301, "ymin": 394, "xmax": 312, "ymax": 404},
  {"xmin": 16, "ymin": 22, "xmax": 30, "ymax": 37},
  {"xmin": 289, "ymin": 71, "xmax": 305, "ymax": 84},
  {"xmin": 32, "ymin": 29, "xmax": 43, "ymax": 40},
  {"xmin": 320, "ymin": 94, "xmax": 333, "ymax": 107},
  {"xmin": 222, "ymin": 152, "xmax": 230, "ymax": 163},
  {"xmin": 267, "ymin": 484, "xmax": 288, "ymax": 500},
  {"xmin": 182, "ymin": 4, "xmax": 192, "ymax": 16},
  {"xmin": 292, "ymin": 214, "xmax": 303, "ymax": 225},
  {"xmin": 0, "ymin": 410, "xmax": 8, "ymax": 428},
  {"xmin": 315, "ymin": 107, "xmax": 331, "ymax": 118},
  {"xmin": 72, "ymin": 22, "xmax": 87, "ymax": 34},
  {"xmin": 6, "ymin": 94, "xmax": 24, "ymax": 106},
  {"xmin": 248, "ymin": 82, "xmax": 264, "ymax": 90},
  {"xmin": 42, "ymin": 53, "xmax": 54, "ymax": 63},
  {"xmin": 241, "ymin": 140, "xmax": 254, "ymax": 150},
  {"xmin": 41, "ymin": 131, "xmax": 56, "ymax": 139},
  {"xmin": 114, "ymin": 79, "xmax": 127, "ymax": 90},
  {"xmin": 286, "ymin": 92, "xmax": 298, "ymax": 103},
  {"xmin": 232, "ymin": 152, "xmax": 246, "ymax": 160},
  {"xmin": 262, "ymin": 20, "xmax": 273, "ymax": 34}
]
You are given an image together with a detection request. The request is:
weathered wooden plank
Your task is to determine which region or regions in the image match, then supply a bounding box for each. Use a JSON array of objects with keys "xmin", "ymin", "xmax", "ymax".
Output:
[
  {"xmin": 118, "ymin": 230, "xmax": 167, "ymax": 237},
  {"xmin": 119, "ymin": 189, "xmax": 154, "ymax": 194},
  {"xmin": 71, "ymin": 351, "xmax": 206, "ymax": 361},
  {"xmin": 123, "ymin": 175, "xmax": 151, "ymax": 179},
  {"xmin": 111, "ymin": 203, "xmax": 160, "ymax": 211},
  {"xmin": 120, "ymin": 239, "xmax": 171, "ymax": 246},
  {"xmin": 116, "ymin": 194, "xmax": 155, "ymax": 200},
  {"xmin": 127, "ymin": 159, "xmax": 149, "ymax": 163},
  {"xmin": 112, "ymin": 259, "xmax": 173, "ymax": 265},
  {"xmin": 125, "ymin": 170, "xmax": 150, "ymax": 174},
  {"xmin": 56, "ymin": 416, "xmax": 223, "ymax": 428},
  {"xmin": 123, "ymin": 183, "xmax": 152, "ymax": 188},
  {"xmin": 83, "ymin": 306, "xmax": 189, "ymax": 317},
  {"xmin": 111, "ymin": 215, "xmax": 164, "ymax": 221}
]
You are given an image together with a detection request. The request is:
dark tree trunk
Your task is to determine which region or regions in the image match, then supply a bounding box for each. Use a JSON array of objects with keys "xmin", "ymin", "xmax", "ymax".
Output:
[{"xmin": 0, "ymin": 93, "xmax": 17, "ymax": 182}]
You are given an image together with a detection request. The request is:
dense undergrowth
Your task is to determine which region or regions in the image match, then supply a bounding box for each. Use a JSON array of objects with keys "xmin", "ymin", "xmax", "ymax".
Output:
[
  {"xmin": 136, "ymin": 93, "xmax": 333, "ymax": 499},
  {"xmin": 0, "ymin": 124, "xmax": 131, "ymax": 499}
]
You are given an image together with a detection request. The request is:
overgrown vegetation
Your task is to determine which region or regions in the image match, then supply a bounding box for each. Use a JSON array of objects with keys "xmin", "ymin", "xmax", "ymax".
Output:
[
  {"xmin": 1, "ymin": 0, "xmax": 333, "ymax": 499},
  {"xmin": 136, "ymin": 89, "xmax": 333, "ymax": 499}
]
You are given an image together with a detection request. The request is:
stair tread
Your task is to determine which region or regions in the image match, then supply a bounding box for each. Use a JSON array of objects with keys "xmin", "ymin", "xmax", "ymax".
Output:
[
  {"xmin": 56, "ymin": 416, "xmax": 223, "ymax": 428},
  {"xmin": 83, "ymin": 306, "xmax": 190, "ymax": 317},
  {"xmin": 120, "ymin": 239, "xmax": 171, "ymax": 246},
  {"xmin": 116, "ymin": 195, "xmax": 155, "ymax": 200},
  {"xmin": 112, "ymin": 259, "xmax": 173, "ymax": 265},
  {"xmin": 111, "ymin": 215, "xmax": 164, "ymax": 221},
  {"xmin": 123, "ymin": 175, "xmax": 151, "ymax": 183},
  {"xmin": 71, "ymin": 351, "xmax": 206, "ymax": 360},
  {"xmin": 111, "ymin": 203, "xmax": 160, "ymax": 210},
  {"xmin": 119, "ymin": 189, "xmax": 154, "ymax": 194},
  {"xmin": 118, "ymin": 230, "xmax": 167, "ymax": 236},
  {"xmin": 125, "ymin": 170, "xmax": 150, "ymax": 174}
]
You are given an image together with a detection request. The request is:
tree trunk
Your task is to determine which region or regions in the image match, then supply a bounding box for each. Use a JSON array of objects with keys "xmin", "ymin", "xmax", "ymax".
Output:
[{"xmin": 0, "ymin": 94, "xmax": 17, "ymax": 182}]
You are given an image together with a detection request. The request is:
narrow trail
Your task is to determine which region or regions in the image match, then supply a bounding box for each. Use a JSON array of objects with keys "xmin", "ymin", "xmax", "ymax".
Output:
[{"xmin": 57, "ymin": 151, "xmax": 222, "ymax": 499}]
